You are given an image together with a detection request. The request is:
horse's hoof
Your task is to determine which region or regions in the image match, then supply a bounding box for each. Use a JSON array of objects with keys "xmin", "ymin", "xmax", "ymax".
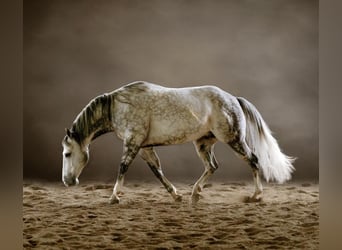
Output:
[
  {"xmin": 243, "ymin": 195, "xmax": 262, "ymax": 203},
  {"xmin": 109, "ymin": 196, "xmax": 120, "ymax": 204},
  {"xmin": 190, "ymin": 193, "xmax": 202, "ymax": 204},
  {"xmin": 174, "ymin": 194, "xmax": 182, "ymax": 202}
]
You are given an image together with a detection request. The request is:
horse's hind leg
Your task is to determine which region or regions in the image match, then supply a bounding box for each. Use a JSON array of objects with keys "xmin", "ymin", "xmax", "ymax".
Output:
[
  {"xmin": 191, "ymin": 135, "xmax": 218, "ymax": 203},
  {"xmin": 211, "ymin": 107, "xmax": 263, "ymax": 201},
  {"xmin": 109, "ymin": 138, "xmax": 141, "ymax": 204},
  {"xmin": 139, "ymin": 147, "xmax": 182, "ymax": 202},
  {"xmin": 228, "ymin": 139, "xmax": 263, "ymax": 201}
]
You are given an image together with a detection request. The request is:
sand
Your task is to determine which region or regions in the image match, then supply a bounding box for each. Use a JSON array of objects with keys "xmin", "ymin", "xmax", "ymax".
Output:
[{"xmin": 23, "ymin": 181, "xmax": 319, "ymax": 249}]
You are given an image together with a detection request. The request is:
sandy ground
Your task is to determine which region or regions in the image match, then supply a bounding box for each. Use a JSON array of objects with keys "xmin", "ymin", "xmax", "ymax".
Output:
[{"xmin": 23, "ymin": 181, "xmax": 319, "ymax": 249}]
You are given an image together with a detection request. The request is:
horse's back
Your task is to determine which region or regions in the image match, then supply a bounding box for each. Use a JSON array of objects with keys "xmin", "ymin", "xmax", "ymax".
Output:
[
  {"xmin": 116, "ymin": 81, "xmax": 234, "ymax": 112},
  {"xmin": 116, "ymin": 81, "xmax": 227, "ymax": 94},
  {"xmin": 113, "ymin": 81, "xmax": 241, "ymax": 127},
  {"xmin": 114, "ymin": 81, "xmax": 235, "ymax": 106},
  {"xmin": 111, "ymin": 81, "xmax": 242, "ymax": 145}
]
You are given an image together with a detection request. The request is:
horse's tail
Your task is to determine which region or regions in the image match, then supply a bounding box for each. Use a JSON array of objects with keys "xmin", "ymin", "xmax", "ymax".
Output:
[{"xmin": 236, "ymin": 97, "xmax": 295, "ymax": 183}]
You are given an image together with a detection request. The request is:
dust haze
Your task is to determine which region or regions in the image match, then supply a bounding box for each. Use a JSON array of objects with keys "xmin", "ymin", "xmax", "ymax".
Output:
[{"xmin": 24, "ymin": 0, "xmax": 318, "ymax": 182}]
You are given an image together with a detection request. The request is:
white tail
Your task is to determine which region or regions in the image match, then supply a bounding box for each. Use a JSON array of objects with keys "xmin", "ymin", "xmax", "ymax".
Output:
[{"xmin": 237, "ymin": 97, "xmax": 295, "ymax": 183}]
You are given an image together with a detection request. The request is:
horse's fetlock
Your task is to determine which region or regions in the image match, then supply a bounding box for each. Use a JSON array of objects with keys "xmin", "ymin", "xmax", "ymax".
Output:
[
  {"xmin": 173, "ymin": 193, "xmax": 182, "ymax": 202},
  {"xmin": 109, "ymin": 195, "xmax": 120, "ymax": 204}
]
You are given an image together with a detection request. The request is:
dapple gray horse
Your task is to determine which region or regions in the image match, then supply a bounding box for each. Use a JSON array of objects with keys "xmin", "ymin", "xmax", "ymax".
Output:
[{"xmin": 62, "ymin": 81, "xmax": 295, "ymax": 204}]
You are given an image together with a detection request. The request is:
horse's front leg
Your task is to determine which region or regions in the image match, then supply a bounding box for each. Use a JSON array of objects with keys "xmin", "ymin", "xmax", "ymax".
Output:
[
  {"xmin": 109, "ymin": 139, "xmax": 141, "ymax": 204},
  {"xmin": 191, "ymin": 138, "xmax": 218, "ymax": 203},
  {"xmin": 139, "ymin": 147, "xmax": 182, "ymax": 202}
]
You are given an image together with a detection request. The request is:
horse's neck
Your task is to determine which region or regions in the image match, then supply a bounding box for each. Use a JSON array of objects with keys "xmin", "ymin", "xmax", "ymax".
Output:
[{"xmin": 72, "ymin": 95, "xmax": 114, "ymax": 146}]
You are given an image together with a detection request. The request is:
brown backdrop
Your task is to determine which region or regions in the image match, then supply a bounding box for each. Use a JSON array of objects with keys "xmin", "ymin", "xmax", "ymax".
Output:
[{"xmin": 24, "ymin": 0, "xmax": 318, "ymax": 182}]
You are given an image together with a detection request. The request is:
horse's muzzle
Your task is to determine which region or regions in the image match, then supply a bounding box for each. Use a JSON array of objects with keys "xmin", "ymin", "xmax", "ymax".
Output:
[{"xmin": 63, "ymin": 176, "xmax": 79, "ymax": 187}]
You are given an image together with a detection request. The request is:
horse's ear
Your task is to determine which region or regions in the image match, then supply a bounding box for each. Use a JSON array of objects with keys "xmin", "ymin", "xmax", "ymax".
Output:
[{"xmin": 66, "ymin": 128, "xmax": 72, "ymax": 137}]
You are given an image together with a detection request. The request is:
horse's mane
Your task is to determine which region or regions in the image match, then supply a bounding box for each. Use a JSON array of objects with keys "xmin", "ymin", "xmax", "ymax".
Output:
[
  {"xmin": 71, "ymin": 93, "xmax": 114, "ymax": 143},
  {"xmin": 70, "ymin": 82, "xmax": 150, "ymax": 143}
]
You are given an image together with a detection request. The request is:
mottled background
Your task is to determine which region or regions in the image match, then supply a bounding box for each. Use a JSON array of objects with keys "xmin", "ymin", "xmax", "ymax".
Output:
[{"xmin": 24, "ymin": 0, "xmax": 318, "ymax": 182}]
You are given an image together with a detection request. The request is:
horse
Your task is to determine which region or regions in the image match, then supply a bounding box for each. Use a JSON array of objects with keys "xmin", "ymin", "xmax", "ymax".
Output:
[{"xmin": 62, "ymin": 81, "xmax": 295, "ymax": 204}]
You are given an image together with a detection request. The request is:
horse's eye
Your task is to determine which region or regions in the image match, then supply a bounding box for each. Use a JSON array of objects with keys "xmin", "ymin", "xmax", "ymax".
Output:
[{"xmin": 64, "ymin": 152, "xmax": 71, "ymax": 157}]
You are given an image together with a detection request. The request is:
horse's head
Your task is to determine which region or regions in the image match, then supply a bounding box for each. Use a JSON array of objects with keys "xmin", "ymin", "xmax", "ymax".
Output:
[{"xmin": 62, "ymin": 129, "xmax": 89, "ymax": 187}]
